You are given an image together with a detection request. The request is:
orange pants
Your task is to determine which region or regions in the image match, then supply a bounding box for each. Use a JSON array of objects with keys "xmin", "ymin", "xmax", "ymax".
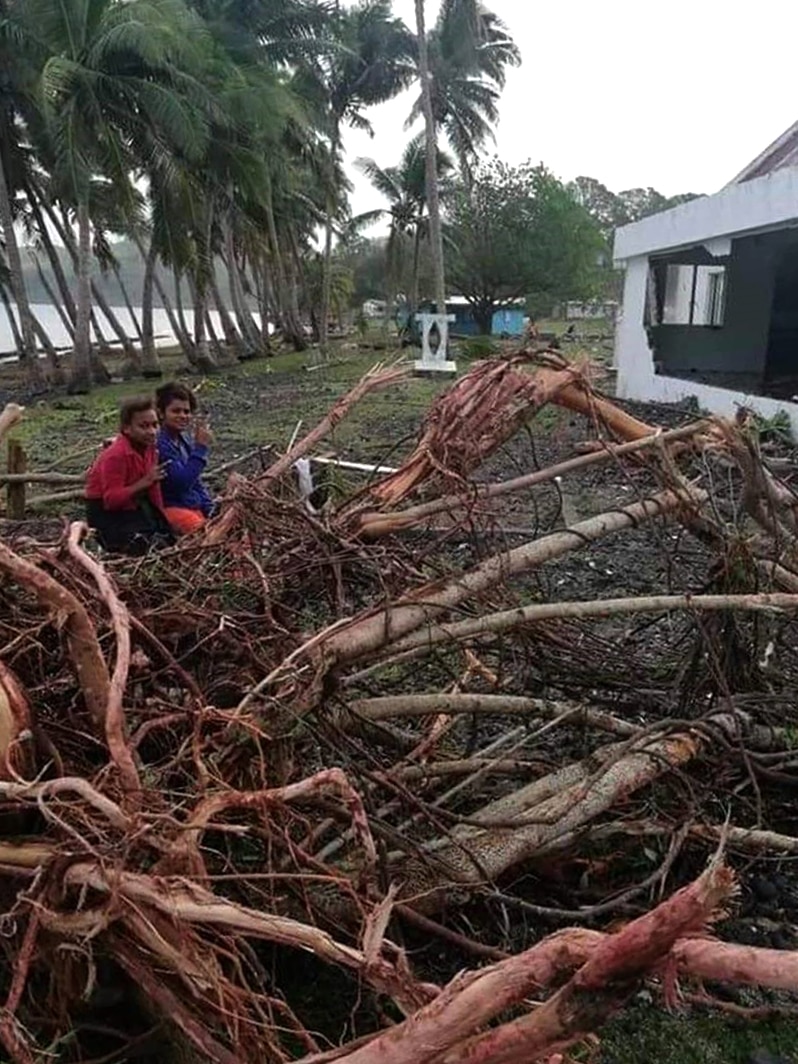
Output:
[{"xmin": 164, "ymin": 507, "xmax": 206, "ymax": 536}]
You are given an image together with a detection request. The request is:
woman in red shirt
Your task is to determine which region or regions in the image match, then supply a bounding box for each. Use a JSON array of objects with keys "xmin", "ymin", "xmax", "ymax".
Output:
[{"xmin": 85, "ymin": 397, "xmax": 175, "ymax": 555}]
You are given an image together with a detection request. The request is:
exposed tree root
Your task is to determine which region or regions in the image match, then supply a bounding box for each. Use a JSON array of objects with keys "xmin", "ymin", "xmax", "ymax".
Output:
[{"xmin": 0, "ymin": 354, "xmax": 797, "ymax": 1060}]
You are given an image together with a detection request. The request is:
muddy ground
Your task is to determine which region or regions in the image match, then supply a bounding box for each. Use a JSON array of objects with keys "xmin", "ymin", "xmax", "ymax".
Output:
[{"xmin": 2, "ymin": 342, "xmax": 798, "ymax": 1061}]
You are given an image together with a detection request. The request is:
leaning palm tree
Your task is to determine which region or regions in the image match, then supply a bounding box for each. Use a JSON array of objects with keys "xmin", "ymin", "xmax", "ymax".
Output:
[
  {"xmin": 9, "ymin": 0, "xmax": 213, "ymax": 392},
  {"xmin": 0, "ymin": 10, "xmax": 44, "ymax": 380}
]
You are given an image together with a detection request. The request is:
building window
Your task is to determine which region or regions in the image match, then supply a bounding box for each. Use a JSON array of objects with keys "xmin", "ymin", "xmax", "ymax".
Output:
[{"xmin": 648, "ymin": 263, "xmax": 727, "ymax": 327}]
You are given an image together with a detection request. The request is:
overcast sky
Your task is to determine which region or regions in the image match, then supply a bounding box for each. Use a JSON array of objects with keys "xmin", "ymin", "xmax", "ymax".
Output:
[{"xmin": 343, "ymin": 0, "xmax": 797, "ymax": 221}]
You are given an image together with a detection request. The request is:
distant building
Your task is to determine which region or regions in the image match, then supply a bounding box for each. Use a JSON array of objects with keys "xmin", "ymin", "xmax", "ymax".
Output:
[
  {"xmin": 565, "ymin": 300, "xmax": 618, "ymax": 321},
  {"xmin": 614, "ymin": 119, "xmax": 798, "ymax": 432}
]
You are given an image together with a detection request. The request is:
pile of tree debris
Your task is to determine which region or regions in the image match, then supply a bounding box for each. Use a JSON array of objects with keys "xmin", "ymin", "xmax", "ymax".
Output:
[{"xmin": 0, "ymin": 350, "xmax": 797, "ymax": 1063}]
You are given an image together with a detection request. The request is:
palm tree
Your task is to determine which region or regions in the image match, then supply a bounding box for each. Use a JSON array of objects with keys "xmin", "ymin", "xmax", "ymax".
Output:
[
  {"xmin": 414, "ymin": 0, "xmax": 446, "ymax": 315},
  {"xmin": 355, "ymin": 135, "xmax": 453, "ymax": 316},
  {"xmin": 409, "ymin": 0, "xmax": 521, "ymax": 177},
  {"xmin": 410, "ymin": 0, "xmax": 519, "ymax": 317},
  {"xmin": 303, "ymin": 0, "xmax": 414, "ymax": 354},
  {"xmin": 0, "ymin": 8, "xmax": 44, "ymax": 380},
  {"xmin": 11, "ymin": 0, "xmax": 213, "ymax": 391}
]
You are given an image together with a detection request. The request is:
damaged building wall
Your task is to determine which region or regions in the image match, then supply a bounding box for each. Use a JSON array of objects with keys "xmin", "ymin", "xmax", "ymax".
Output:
[
  {"xmin": 647, "ymin": 232, "xmax": 796, "ymax": 391},
  {"xmin": 614, "ymin": 249, "xmax": 798, "ymax": 434}
]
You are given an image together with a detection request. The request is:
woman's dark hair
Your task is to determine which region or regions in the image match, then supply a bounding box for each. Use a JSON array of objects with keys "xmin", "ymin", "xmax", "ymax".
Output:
[
  {"xmin": 155, "ymin": 381, "xmax": 197, "ymax": 414},
  {"xmin": 119, "ymin": 396, "xmax": 156, "ymax": 427}
]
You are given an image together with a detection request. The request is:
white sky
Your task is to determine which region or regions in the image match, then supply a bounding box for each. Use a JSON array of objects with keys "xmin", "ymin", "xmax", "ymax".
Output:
[{"xmin": 343, "ymin": 0, "xmax": 798, "ymax": 222}]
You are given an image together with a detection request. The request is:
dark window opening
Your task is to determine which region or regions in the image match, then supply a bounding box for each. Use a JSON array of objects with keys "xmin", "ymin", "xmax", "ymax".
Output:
[
  {"xmin": 646, "ymin": 264, "xmax": 726, "ymax": 327},
  {"xmin": 645, "ymin": 231, "xmax": 798, "ymax": 401}
]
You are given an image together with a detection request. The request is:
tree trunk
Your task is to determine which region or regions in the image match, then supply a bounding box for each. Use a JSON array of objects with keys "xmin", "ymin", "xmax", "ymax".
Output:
[
  {"xmin": 204, "ymin": 307, "xmax": 225, "ymax": 364},
  {"xmin": 151, "ymin": 266, "xmax": 188, "ymax": 356},
  {"xmin": 415, "ymin": 0, "xmax": 447, "ymax": 316},
  {"xmin": 253, "ymin": 257, "xmax": 272, "ymax": 351},
  {"xmin": 139, "ymin": 238, "xmax": 162, "ymax": 377},
  {"xmin": 410, "ymin": 223, "xmax": 423, "ymax": 317},
  {"xmin": 172, "ymin": 269, "xmax": 197, "ymax": 359},
  {"xmin": 209, "ymin": 272, "xmax": 242, "ymax": 356},
  {"xmin": 266, "ymin": 199, "xmax": 306, "ymax": 351},
  {"xmin": 33, "ymin": 256, "xmax": 73, "ymax": 340},
  {"xmin": 27, "ymin": 189, "xmax": 77, "ymax": 324},
  {"xmin": 319, "ymin": 143, "xmax": 337, "ymax": 358},
  {"xmin": 474, "ymin": 303, "xmax": 493, "ymax": 335},
  {"xmin": 113, "ymin": 261, "xmax": 143, "ymax": 342},
  {"xmin": 68, "ymin": 194, "xmax": 93, "ymax": 394},
  {"xmin": 222, "ymin": 221, "xmax": 259, "ymax": 354},
  {"xmin": 0, "ymin": 284, "xmax": 23, "ymax": 355},
  {"xmin": 94, "ymin": 289, "xmax": 140, "ymax": 370},
  {"xmin": 0, "ymin": 154, "xmax": 41, "ymax": 383},
  {"xmin": 187, "ymin": 275, "xmax": 218, "ymax": 374},
  {"xmin": 30, "ymin": 308, "xmax": 63, "ymax": 375}
]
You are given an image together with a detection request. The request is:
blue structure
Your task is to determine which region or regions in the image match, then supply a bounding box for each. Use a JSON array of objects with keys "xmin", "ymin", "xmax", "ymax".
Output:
[
  {"xmin": 401, "ymin": 298, "xmax": 525, "ymax": 340},
  {"xmin": 491, "ymin": 307, "xmax": 526, "ymax": 337}
]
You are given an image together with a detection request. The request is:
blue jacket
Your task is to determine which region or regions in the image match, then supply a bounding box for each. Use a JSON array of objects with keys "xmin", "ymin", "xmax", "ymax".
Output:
[{"xmin": 156, "ymin": 430, "xmax": 213, "ymax": 516}]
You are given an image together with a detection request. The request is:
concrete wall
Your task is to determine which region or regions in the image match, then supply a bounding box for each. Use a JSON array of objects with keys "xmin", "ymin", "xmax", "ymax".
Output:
[{"xmin": 614, "ymin": 166, "xmax": 798, "ymax": 261}]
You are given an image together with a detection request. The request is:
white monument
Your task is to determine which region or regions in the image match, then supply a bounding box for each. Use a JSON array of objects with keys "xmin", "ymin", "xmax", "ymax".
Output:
[{"xmin": 414, "ymin": 312, "xmax": 457, "ymax": 374}]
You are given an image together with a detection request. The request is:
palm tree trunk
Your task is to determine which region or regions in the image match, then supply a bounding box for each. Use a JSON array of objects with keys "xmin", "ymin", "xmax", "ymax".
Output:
[
  {"xmin": 0, "ymin": 284, "xmax": 23, "ymax": 354},
  {"xmin": 410, "ymin": 223, "xmax": 423, "ymax": 316},
  {"xmin": 173, "ymin": 269, "xmax": 196, "ymax": 358},
  {"xmin": 33, "ymin": 256, "xmax": 74, "ymax": 340},
  {"xmin": 139, "ymin": 238, "xmax": 162, "ymax": 377},
  {"xmin": 0, "ymin": 153, "xmax": 41, "ymax": 383},
  {"xmin": 252, "ymin": 257, "xmax": 271, "ymax": 350},
  {"xmin": 94, "ymin": 290, "xmax": 140, "ymax": 370},
  {"xmin": 112, "ymin": 260, "xmax": 143, "ymax": 342},
  {"xmin": 209, "ymin": 273, "xmax": 242, "ymax": 356},
  {"xmin": 319, "ymin": 162, "xmax": 337, "ymax": 357},
  {"xmin": 204, "ymin": 307, "xmax": 226, "ymax": 364},
  {"xmin": 415, "ymin": 0, "xmax": 447, "ymax": 316},
  {"xmin": 69, "ymin": 194, "xmax": 93, "ymax": 393},
  {"xmin": 30, "ymin": 308, "xmax": 63, "ymax": 375},
  {"xmin": 27, "ymin": 188, "xmax": 77, "ymax": 323},
  {"xmin": 266, "ymin": 198, "xmax": 305, "ymax": 351},
  {"xmin": 222, "ymin": 221, "xmax": 259, "ymax": 354},
  {"xmin": 187, "ymin": 275, "xmax": 217, "ymax": 374},
  {"xmin": 153, "ymin": 271, "xmax": 189, "ymax": 354}
]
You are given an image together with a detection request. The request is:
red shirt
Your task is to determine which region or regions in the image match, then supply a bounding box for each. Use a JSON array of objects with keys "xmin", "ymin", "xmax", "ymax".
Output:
[{"xmin": 85, "ymin": 434, "xmax": 164, "ymax": 512}]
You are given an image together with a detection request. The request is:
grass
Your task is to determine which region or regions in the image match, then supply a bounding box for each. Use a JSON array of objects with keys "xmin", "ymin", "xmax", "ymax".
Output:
[{"xmin": 599, "ymin": 1005, "xmax": 798, "ymax": 1063}]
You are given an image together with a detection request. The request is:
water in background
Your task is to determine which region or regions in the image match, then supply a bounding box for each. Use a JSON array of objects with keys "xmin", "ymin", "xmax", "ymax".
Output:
[{"xmin": 0, "ymin": 303, "xmax": 264, "ymax": 357}]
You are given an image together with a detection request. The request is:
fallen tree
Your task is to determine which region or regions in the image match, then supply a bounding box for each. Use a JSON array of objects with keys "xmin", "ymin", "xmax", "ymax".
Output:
[{"xmin": 0, "ymin": 350, "xmax": 795, "ymax": 1061}]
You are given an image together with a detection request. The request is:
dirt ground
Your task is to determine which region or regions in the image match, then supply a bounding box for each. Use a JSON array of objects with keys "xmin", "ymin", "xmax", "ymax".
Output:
[{"xmin": 2, "ymin": 338, "xmax": 798, "ymax": 1062}]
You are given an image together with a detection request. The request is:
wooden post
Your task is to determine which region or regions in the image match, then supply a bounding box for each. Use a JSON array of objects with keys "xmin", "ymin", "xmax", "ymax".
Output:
[{"xmin": 7, "ymin": 441, "xmax": 26, "ymax": 520}]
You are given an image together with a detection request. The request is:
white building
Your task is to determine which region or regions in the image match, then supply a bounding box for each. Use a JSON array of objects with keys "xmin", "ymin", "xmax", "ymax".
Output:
[{"xmin": 614, "ymin": 121, "xmax": 798, "ymax": 430}]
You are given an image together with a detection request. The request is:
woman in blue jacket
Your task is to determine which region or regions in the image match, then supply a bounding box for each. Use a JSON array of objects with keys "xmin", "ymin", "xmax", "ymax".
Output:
[{"xmin": 155, "ymin": 382, "xmax": 214, "ymax": 534}]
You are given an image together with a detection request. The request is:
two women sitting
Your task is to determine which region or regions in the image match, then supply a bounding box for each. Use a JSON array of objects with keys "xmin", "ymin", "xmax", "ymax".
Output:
[{"xmin": 84, "ymin": 383, "xmax": 214, "ymax": 555}]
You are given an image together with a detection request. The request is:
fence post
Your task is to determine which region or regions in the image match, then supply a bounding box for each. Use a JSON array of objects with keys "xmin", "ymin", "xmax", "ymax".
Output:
[{"xmin": 7, "ymin": 441, "xmax": 26, "ymax": 520}]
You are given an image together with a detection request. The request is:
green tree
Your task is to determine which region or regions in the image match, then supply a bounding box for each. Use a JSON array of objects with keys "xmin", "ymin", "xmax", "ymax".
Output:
[
  {"xmin": 447, "ymin": 160, "xmax": 604, "ymax": 333},
  {"xmin": 571, "ymin": 176, "xmax": 704, "ymax": 239}
]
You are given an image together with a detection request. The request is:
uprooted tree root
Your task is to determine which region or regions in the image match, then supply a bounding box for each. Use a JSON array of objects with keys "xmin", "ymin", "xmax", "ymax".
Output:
[{"xmin": 1, "ymin": 350, "xmax": 798, "ymax": 1061}]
